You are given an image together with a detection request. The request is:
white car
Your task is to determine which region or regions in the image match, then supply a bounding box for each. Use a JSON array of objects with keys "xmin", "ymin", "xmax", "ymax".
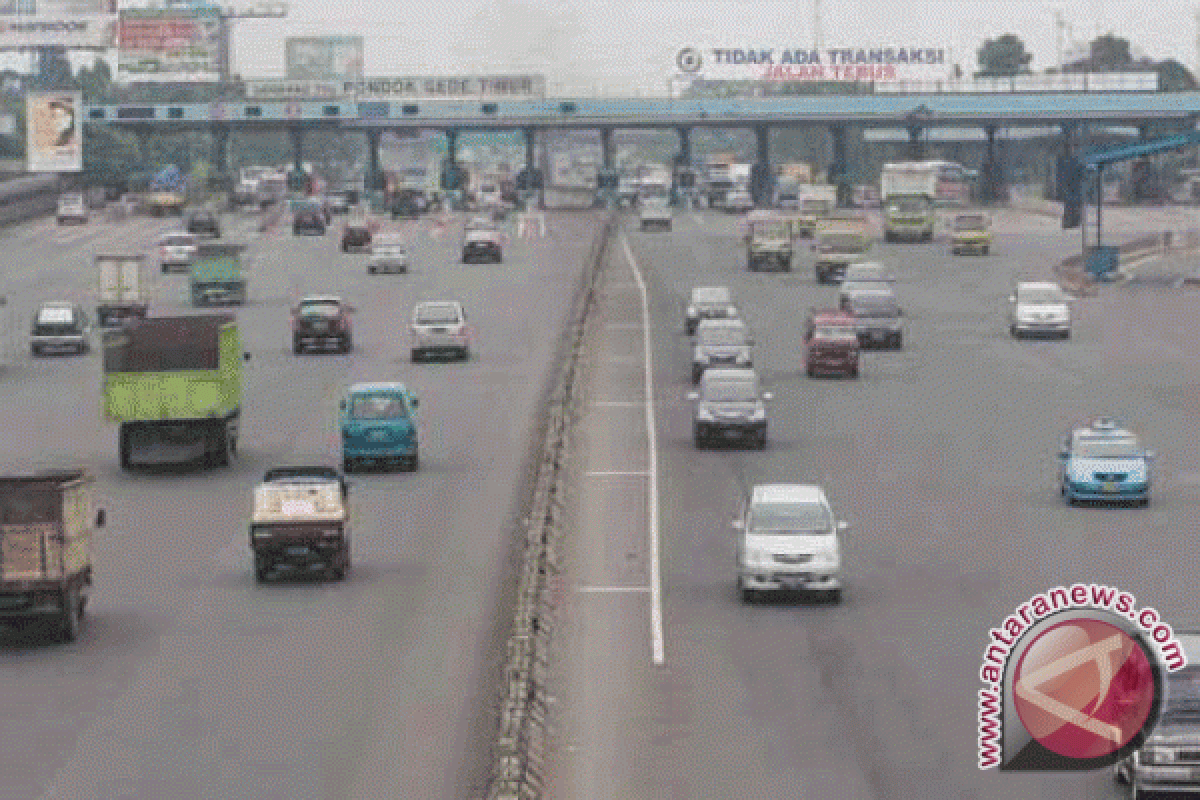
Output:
[
  {"xmin": 158, "ymin": 232, "xmax": 198, "ymax": 273},
  {"xmin": 56, "ymin": 193, "xmax": 88, "ymax": 225},
  {"xmin": 724, "ymin": 190, "xmax": 754, "ymax": 213},
  {"xmin": 1009, "ymin": 281, "xmax": 1071, "ymax": 339},
  {"xmin": 734, "ymin": 484, "xmax": 846, "ymax": 603},
  {"xmin": 411, "ymin": 301, "xmax": 470, "ymax": 361},
  {"xmin": 368, "ymin": 234, "xmax": 408, "ymax": 274}
]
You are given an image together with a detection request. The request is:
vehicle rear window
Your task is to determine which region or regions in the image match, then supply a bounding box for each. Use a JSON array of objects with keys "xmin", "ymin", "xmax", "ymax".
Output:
[
  {"xmin": 955, "ymin": 215, "xmax": 986, "ymax": 230},
  {"xmin": 36, "ymin": 308, "xmax": 74, "ymax": 325},
  {"xmin": 416, "ymin": 305, "xmax": 461, "ymax": 325},
  {"xmin": 1072, "ymin": 436, "xmax": 1142, "ymax": 459},
  {"xmin": 749, "ymin": 501, "xmax": 833, "ymax": 532},
  {"xmin": 704, "ymin": 381, "xmax": 756, "ymax": 402},
  {"xmin": 693, "ymin": 289, "xmax": 731, "ymax": 305},
  {"xmin": 350, "ymin": 395, "xmax": 407, "ymax": 419},
  {"xmin": 299, "ymin": 303, "xmax": 341, "ymax": 317},
  {"xmin": 850, "ymin": 297, "xmax": 899, "ymax": 317},
  {"xmin": 162, "ymin": 235, "xmax": 194, "ymax": 247},
  {"xmin": 699, "ymin": 326, "xmax": 747, "ymax": 346},
  {"xmin": 813, "ymin": 326, "xmax": 857, "ymax": 340},
  {"xmin": 1019, "ymin": 288, "xmax": 1066, "ymax": 304}
]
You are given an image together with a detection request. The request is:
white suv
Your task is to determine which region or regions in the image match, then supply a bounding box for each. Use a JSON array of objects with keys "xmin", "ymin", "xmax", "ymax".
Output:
[
  {"xmin": 733, "ymin": 484, "xmax": 846, "ymax": 603},
  {"xmin": 411, "ymin": 301, "xmax": 470, "ymax": 361},
  {"xmin": 1009, "ymin": 281, "xmax": 1071, "ymax": 339}
]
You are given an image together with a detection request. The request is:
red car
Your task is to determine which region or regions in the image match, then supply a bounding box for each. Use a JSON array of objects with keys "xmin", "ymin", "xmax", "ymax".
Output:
[{"xmin": 804, "ymin": 309, "xmax": 860, "ymax": 378}]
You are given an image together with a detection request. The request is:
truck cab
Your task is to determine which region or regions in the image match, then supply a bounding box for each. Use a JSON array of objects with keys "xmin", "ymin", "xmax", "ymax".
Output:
[
  {"xmin": 882, "ymin": 194, "xmax": 934, "ymax": 242},
  {"xmin": 950, "ymin": 212, "xmax": 992, "ymax": 255},
  {"xmin": 746, "ymin": 216, "xmax": 793, "ymax": 272},
  {"xmin": 340, "ymin": 382, "xmax": 419, "ymax": 473},
  {"xmin": 250, "ymin": 468, "xmax": 350, "ymax": 582},
  {"xmin": 813, "ymin": 225, "xmax": 872, "ymax": 284}
]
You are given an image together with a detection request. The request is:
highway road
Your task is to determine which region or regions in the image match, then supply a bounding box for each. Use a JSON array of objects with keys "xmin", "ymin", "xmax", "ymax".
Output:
[
  {"xmin": 0, "ymin": 204, "xmax": 600, "ymax": 800},
  {"xmin": 548, "ymin": 204, "xmax": 1200, "ymax": 800}
]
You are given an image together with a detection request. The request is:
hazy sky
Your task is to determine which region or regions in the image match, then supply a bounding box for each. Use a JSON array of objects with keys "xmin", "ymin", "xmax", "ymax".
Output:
[{"xmin": 219, "ymin": 0, "xmax": 1200, "ymax": 94}]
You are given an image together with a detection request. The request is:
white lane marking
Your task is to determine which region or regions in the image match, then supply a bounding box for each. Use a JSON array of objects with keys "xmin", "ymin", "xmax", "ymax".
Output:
[
  {"xmin": 619, "ymin": 232, "xmax": 665, "ymax": 667},
  {"xmin": 585, "ymin": 470, "xmax": 650, "ymax": 476},
  {"xmin": 575, "ymin": 586, "xmax": 652, "ymax": 593},
  {"xmin": 591, "ymin": 401, "xmax": 643, "ymax": 407}
]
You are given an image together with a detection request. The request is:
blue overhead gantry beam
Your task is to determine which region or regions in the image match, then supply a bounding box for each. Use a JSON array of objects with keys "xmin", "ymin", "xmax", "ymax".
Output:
[{"xmin": 1081, "ymin": 129, "xmax": 1200, "ymax": 167}]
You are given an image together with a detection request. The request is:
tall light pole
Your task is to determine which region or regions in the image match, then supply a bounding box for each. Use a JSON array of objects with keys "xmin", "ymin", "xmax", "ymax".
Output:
[{"xmin": 813, "ymin": 0, "xmax": 823, "ymax": 51}]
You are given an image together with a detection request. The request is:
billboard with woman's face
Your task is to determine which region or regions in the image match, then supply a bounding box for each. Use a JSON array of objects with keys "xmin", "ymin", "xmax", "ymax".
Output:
[{"xmin": 26, "ymin": 92, "xmax": 81, "ymax": 172}]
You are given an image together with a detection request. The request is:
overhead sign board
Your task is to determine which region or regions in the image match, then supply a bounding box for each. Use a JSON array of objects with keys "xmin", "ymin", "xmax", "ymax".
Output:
[
  {"xmin": 243, "ymin": 74, "xmax": 546, "ymax": 100},
  {"xmin": 675, "ymin": 46, "xmax": 955, "ymax": 83},
  {"xmin": 117, "ymin": 8, "xmax": 221, "ymax": 82},
  {"xmin": 285, "ymin": 36, "xmax": 363, "ymax": 80},
  {"xmin": 0, "ymin": 0, "xmax": 117, "ymax": 48},
  {"xmin": 26, "ymin": 91, "xmax": 82, "ymax": 173}
]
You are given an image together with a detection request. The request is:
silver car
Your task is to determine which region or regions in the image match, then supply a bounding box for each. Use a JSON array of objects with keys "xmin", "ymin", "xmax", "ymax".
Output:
[
  {"xmin": 842, "ymin": 261, "xmax": 895, "ymax": 284},
  {"xmin": 638, "ymin": 197, "xmax": 672, "ymax": 231},
  {"xmin": 838, "ymin": 280, "xmax": 894, "ymax": 309},
  {"xmin": 845, "ymin": 288, "xmax": 903, "ymax": 349},
  {"xmin": 687, "ymin": 368, "xmax": 772, "ymax": 449},
  {"xmin": 411, "ymin": 301, "xmax": 470, "ymax": 361},
  {"xmin": 1009, "ymin": 281, "xmax": 1071, "ymax": 339},
  {"xmin": 158, "ymin": 232, "xmax": 198, "ymax": 273},
  {"xmin": 692, "ymin": 318, "xmax": 753, "ymax": 383},
  {"xmin": 368, "ymin": 234, "xmax": 408, "ymax": 275},
  {"xmin": 684, "ymin": 286, "xmax": 738, "ymax": 335},
  {"xmin": 30, "ymin": 302, "xmax": 90, "ymax": 356}
]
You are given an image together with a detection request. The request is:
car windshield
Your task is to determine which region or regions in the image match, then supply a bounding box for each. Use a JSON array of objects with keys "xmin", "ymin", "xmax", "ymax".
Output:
[
  {"xmin": 299, "ymin": 302, "xmax": 341, "ymax": 317},
  {"xmin": 190, "ymin": 213, "xmax": 214, "ymax": 222},
  {"xmin": 1072, "ymin": 435, "xmax": 1143, "ymax": 459},
  {"xmin": 162, "ymin": 235, "xmax": 194, "ymax": 247},
  {"xmin": 1162, "ymin": 668, "xmax": 1200, "ymax": 723},
  {"xmin": 801, "ymin": 199, "xmax": 829, "ymax": 212},
  {"xmin": 36, "ymin": 307, "xmax": 74, "ymax": 325},
  {"xmin": 752, "ymin": 221, "xmax": 789, "ymax": 238},
  {"xmin": 349, "ymin": 395, "xmax": 407, "ymax": 419},
  {"xmin": 416, "ymin": 305, "xmax": 461, "ymax": 325},
  {"xmin": 704, "ymin": 381, "xmax": 756, "ymax": 402},
  {"xmin": 845, "ymin": 266, "xmax": 889, "ymax": 282},
  {"xmin": 843, "ymin": 281, "xmax": 890, "ymax": 294},
  {"xmin": 264, "ymin": 467, "xmax": 340, "ymax": 483},
  {"xmin": 700, "ymin": 327, "xmax": 747, "ymax": 346},
  {"xmin": 750, "ymin": 501, "xmax": 833, "ymax": 532},
  {"xmin": 814, "ymin": 326, "xmax": 857, "ymax": 340},
  {"xmin": 1019, "ymin": 287, "xmax": 1066, "ymax": 304},
  {"xmin": 955, "ymin": 215, "xmax": 987, "ymax": 231}
]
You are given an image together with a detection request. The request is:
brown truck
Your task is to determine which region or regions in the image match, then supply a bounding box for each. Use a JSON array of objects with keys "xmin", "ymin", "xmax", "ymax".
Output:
[
  {"xmin": 804, "ymin": 309, "xmax": 860, "ymax": 378},
  {"xmin": 0, "ymin": 470, "xmax": 106, "ymax": 642}
]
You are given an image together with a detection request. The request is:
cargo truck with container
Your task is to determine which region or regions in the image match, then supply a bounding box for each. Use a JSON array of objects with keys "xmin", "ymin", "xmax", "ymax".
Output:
[
  {"xmin": 250, "ymin": 466, "xmax": 350, "ymax": 582},
  {"xmin": 0, "ymin": 469, "xmax": 106, "ymax": 642},
  {"xmin": 880, "ymin": 162, "xmax": 937, "ymax": 242},
  {"xmin": 190, "ymin": 243, "xmax": 247, "ymax": 306},
  {"xmin": 793, "ymin": 184, "xmax": 837, "ymax": 237},
  {"xmin": 103, "ymin": 314, "xmax": 249, "ymax": 469},
  {"xmin": 95, "ymin": 254, "xmax": 148, "ymax": 329}
]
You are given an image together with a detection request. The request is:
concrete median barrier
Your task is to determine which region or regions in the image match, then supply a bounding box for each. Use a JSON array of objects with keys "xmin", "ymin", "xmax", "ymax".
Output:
[{"xmin": 484, "ymin": 211, "xmax": 617, "ymax": 800}]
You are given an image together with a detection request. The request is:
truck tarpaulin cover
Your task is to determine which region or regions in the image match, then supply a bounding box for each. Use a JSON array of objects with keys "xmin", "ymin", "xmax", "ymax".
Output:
[
  {"xmin": 103, "ymin": 315, "xmax": 230, "ymax": 373},
  {"xmin": 0, "ymin": 470, "xmax": 87, "ymax": 524}
]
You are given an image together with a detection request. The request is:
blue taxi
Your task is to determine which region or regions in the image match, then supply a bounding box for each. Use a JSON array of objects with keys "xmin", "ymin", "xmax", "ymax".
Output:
[
  {"xmin": 1058, "ymin": 418, "xmax": 1154, "ymax": 506},
  {"xmin": 340, "ymin": 382, "xmax": 419, "ymax": 473}
]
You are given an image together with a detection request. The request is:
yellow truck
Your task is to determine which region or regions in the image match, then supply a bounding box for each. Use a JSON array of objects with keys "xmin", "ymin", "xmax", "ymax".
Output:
[
  {"xmin": 143, "ymin": 190, "xmax": 185, "ymax": 217},
  {"xmin": 949, "ymin": 212, "xmax": 993, "ymax": 255},
  {"xmin": 813, "ymin": 217, "xmax": 872, "ymax": 284}
]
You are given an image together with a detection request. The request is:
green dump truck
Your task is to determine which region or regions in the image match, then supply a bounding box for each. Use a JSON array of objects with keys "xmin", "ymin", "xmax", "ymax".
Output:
[
  {"xmin": 190, "ymin": 243, "xmax": 247, "ymax": 306},
  {"xmin": 103, "ymin": 314, "xmax": 249, "ymax": 469}
]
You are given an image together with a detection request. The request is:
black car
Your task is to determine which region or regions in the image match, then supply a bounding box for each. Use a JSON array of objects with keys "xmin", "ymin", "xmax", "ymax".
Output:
[
  {"xmin": 186, "ymin": 211, "xmax": 221, "ymax": 238},
  {"xmin": 293, "ymin": 209, "xmax": 327, "ymax": 235},
  {"xmin": 341, "ymin": 223, "xmax": 372, "ymax": 252}
]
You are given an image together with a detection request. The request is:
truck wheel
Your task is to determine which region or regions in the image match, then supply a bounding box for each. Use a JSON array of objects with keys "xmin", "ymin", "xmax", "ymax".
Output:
[
  {"xmin": 341, "ymin": 336, "xmax": 352, "ymax": 354},
  {"xmin": 253, "ymin": 554, "xmax": 270, "ymax": 583},
  {"xmin": 983, "ymin": 246, "xmax": 990, "ymax": 255},
  {"xmin": 293, "ymin": 338, "xmax": 304, "ymax": 355},
  {"xmin": 58, "ymin": 586, "xmax": 81, "ymax": 643},
  {"xmin": 755, "ymin": 432, "xmax": 767, "ymax": 450},
  {"xmin": 342, "ymin": 458, "xmax": 354, "ymax": 474},
  {"xmin": 782, "ymin": 262, "xmax": 792, "ymax": 272},
  {"xmin": 211, "ymin": 426, "xmax": 231, "ymax": 467},
  {"xmin": 404, "ymin": 452, "xmax": 419, "ymax": 472},
  {"xmin": 411, "ymin": 349, "xmax": 422, "ymax": 363},
  {"xmin": 30, "ymin": 344, "xmax": 40, "ymax": 357}
]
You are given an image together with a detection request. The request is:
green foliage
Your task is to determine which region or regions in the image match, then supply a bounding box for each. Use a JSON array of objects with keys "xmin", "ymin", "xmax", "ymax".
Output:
[
  {"xmin": 1156, "ymin": 59, "xmax": 1197, "ymax": 91},
  {"xmin": 976, "ymin": 34, "xmax": 1033, "ymax": 76},
  {"xmin": 1088, "ymin": 34, "xmax": 1134, "ymax": 70},
  {"xmin": 82, "ymin": 125, "xmax": 139, "ymax": 189}
]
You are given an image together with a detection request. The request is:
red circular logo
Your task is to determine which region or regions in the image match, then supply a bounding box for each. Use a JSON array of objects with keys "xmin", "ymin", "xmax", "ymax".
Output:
[{"xmin": 1013, "ymin": 618, "xmax": 1157, "ymax": 760}]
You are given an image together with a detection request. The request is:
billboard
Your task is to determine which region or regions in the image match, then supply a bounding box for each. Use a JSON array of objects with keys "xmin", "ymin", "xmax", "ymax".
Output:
[
  {"xmin": 674, "ymin": 46, "xmax": 956, "ymax": 83},
  {"xmin": 285, "ymin": 36, "xmax": 363, "ymax": 80},
  {"xmin": 117, "ymin": 8, "xmax": 221, "ymax": 82},
  {"xmin": 244, "ymin": 75, "xmax": 547, "ymax": 100},
  {"xmin": 0, "ymin": 0, "xmax": 117, "ymax": 48},
  {"xmin": 26, "ymin": 92, "xmax": 81, "ymax": 173}
]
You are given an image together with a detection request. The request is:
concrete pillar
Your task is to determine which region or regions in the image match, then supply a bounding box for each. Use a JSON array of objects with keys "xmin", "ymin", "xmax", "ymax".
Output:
[
  {"xmin": 981, "ymin": 125, "xmax": 1002, "ymax": 206},
  {"xmin": 445, "ymin": 129, "xmax": 458, "ymax": 164},
  {"xmin": 754, "ymin": 124, "xmax": 770, "ymax": 165},
  {"xmin": 523, "ymin": 127, "xmax": 536, "ymax": 174},
  {"xmin": 600, "ymin": 127, "xmax": 614, "ymax": 170},
  {"xmin": 907, "ymin": 126, "xmax": 924, "ymax": 160},
  {"xmin": 211, "ymin": 125, "xmax": 229, "ymax": 177},
  {"xmin": 1052, "ymin": 123, "xmax": 1076, "ymax": 202},
  {"xmin": 677, "ymin": 126, "xmax": 692, "ymax": 165},
  {"xmin": 366, "ymin": 129, "xmax": 381, "ymax": 191},
  {"xmin": 288, "ymin": 126, "xmax": 304, "ymax": 174},
  {"xmin": 829, "ymin": 125, "xmax": 850, "ymax": 208}
]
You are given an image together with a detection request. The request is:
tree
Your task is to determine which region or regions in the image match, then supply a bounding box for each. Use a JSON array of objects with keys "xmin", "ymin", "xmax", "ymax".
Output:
[
  {"xmin": 30, "ymin": 47, "xmax": 77, "ymax": 91},
  {"xmin": 1156, "ymin": 58, "xmax": 1197, "ymax": 91},
  {"xmin": 976, "ymin": 34, "xmax": 1033, "ymax": 77},
  {"xmin": 76, "ymin": 59, "xmax": 115, "ymax": 103},
  {"xmin": 1089, "ymin": 34, "xmax": 1133, "ymax": 71}
]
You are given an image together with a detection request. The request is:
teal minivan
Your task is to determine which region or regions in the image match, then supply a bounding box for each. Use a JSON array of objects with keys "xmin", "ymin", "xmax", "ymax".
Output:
[{"xmin": 340, "ymin": 382, "xmax": 419, "ymax": 472}]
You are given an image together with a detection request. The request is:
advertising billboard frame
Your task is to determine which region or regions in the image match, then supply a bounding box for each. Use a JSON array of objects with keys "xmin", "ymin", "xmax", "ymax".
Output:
[
  {"xmin": 26, "ymin": 91, "xmax": 82, "ymax": 173},
  {"xmin": 0, "ymin": 0, "xmax": 118, "ymax": 50},
  {"xmin": 117, "ymin": 7, "xmax": 222, "ymax": 83},
  {"xmin": 285, "ymin": 36, "xmax": 364, "ymax": 81}
]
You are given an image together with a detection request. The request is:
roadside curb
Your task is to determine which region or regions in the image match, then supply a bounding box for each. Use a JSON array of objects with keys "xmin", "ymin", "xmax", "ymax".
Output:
[{"xmin": 484, "ymin": 211, "xmax": 618, "ymax": 800}]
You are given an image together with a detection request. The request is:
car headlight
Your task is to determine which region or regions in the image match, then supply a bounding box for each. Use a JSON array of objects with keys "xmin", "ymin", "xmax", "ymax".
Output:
[
  {"xmin": 743, "ymin": 548, "xmax": 772, "ymax": 567},
  {"xmin": 1141, "ymin": 746, "xmax": 1174, "ymax": 765},
  {"xmin": 694, "ymin": 352, "xmax": 710, "ymax": 364},
  {"xmin": 696, "ymin": 407, "xmax": 715, "ymax": 421},
  {"xmin": 749, "ymin": 407, "xmax": 766, "ymax": 421},
  {"xmin": 686, "ymin": 306, "xmax": 697, "ymax": 316},
  {"xmin": 735, "ymin": 351, "xmax": 751, "ymax": 364}
]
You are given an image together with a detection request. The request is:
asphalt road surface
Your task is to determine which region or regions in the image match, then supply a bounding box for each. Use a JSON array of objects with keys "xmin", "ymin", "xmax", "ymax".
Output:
[
  {"xmin": 548, "ymin": 205, "xmax": 1200, "ymax": 800},
  {"xmin": 0, "ymin": 205, "xmax": 599, "ymax": 800}
]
